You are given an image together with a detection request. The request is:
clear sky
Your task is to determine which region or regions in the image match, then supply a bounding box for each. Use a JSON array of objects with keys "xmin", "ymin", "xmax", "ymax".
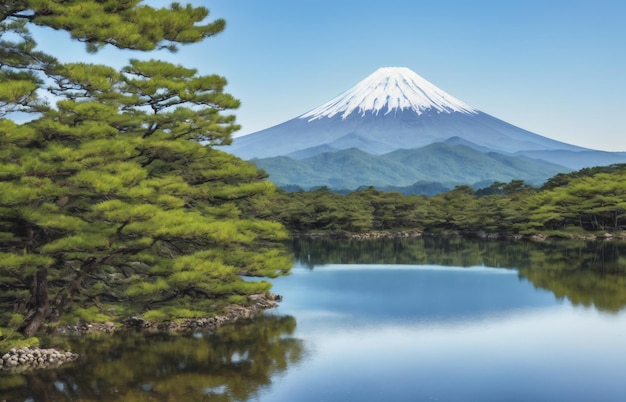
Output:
[{"xmin": 32, "ymin": 0, "xmax": 626, "ymax": 151}]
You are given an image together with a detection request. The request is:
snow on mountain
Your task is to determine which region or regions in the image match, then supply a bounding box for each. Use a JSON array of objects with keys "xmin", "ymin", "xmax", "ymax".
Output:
[
  {"xmin": 226, "ymin": 66, "xmax": 626, "ymax": 189},
  {"xmin": 299, "ymin": 67, "xmax": 477, "ymax": 121},
  {"xmin": 227, "ymin": 66, "xmax": 592, "ymax": 161}
]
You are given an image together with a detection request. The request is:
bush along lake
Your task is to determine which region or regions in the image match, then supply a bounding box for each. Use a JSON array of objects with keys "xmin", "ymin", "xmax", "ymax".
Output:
[{"xmin": 2, "ymin": 237, "xmax": 626, "ymax": 401}]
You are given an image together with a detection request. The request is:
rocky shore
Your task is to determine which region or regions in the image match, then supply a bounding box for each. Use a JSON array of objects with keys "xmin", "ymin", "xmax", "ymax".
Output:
[
  {"xmin": 295, "ymin": 230, "xmax": 626, "ymax": 241},
  {"xmin": 55, "ymin": 293, "xmax": 281, "ymax": 335},
  {"xmin": 1, "ymin": 293, "xmax": 281, "ymax": 373},
  {"xmin": 0, "ymin": 347, "xmax": 79, "ymax": 372}
]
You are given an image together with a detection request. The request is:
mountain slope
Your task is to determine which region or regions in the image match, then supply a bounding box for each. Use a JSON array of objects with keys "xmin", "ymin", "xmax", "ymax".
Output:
[
  {"xmin": 253, "ymin": 148, "xmax": 426, "ymax": 190},
  {"xmin": 384, "ymin": 143, "xmax": 569, "ymax": 183},
  {"xmin": 228, "ymin": 67, "xmax": 587, "ymax": 161},
  {"xmin": 227, "ymin": 66, "xmax": 626, "ymax": 190},
  {"xmin": 251, "ymin": 143, "xmax": 569, "ymax": 191},
  {"xmin": 515, "ymin": 150, "xmax": 626, "ymax": 170},
  {"xmin": 230, "ymin": 108, "xmax": 585, "ymax": 160}
]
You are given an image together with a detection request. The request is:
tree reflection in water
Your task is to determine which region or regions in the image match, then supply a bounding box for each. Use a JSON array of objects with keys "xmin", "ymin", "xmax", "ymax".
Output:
[
  {"xmin": 0, "ymin": 314, "xmax": 303, "ymax": 401},
  {"xmin": 291, "ymin": 236, "xmax": 626, "ymax": 312},
  {"xmin": 3, "ymin": 237, "xmax": 626, "ymax": 401}
]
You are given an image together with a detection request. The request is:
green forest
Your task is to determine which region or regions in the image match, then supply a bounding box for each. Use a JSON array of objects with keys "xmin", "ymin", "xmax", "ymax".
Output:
[
  {"xmin": 1, "ymin": 0, "xmax": 626, "ymax": 351},
  {"xmin": 263, "ymin": 164, "xmax": 626, "ymax": 237}
]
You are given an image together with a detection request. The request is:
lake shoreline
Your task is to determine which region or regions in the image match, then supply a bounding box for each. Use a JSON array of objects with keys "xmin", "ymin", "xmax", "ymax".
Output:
[
  {"xmin": 5, "ymin": 228, "xmax": 623, "ymax": 373},
  {"xmin": 55, "ymin": 292, "xmax": 281, "ymax": 336},
  {"xmin": 1, "ymin": 293, "xmax": 281, "ymax": 373},
  {"xmin": 293, "ymin": 229, "xmax": 626, "ymax": 241}
]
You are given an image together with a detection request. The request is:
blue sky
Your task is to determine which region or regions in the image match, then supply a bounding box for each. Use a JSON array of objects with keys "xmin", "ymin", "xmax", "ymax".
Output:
[{"xmin": 33, "ymin": 0, "xmax": 626, "ymax": 151}]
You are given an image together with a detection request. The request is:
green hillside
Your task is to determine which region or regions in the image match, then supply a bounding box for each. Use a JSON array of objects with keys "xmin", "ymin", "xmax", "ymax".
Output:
[{"xmin": 251, "ymin": 143, "xmax": 570, "ymax": 191}]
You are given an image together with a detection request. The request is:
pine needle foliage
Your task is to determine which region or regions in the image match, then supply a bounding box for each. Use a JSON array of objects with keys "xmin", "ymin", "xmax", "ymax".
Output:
[{"xmin": 0, "ymin": 1, "xmax": 290, "ymax": 343}]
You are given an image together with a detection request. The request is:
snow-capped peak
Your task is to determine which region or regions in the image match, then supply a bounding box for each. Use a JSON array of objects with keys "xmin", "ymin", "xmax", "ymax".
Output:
[{"xmin": 299, "ymin": 67, "xmax": 477, "ymax": 121}]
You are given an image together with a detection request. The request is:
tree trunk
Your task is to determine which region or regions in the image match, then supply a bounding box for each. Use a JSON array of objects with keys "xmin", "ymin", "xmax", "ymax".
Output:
[{"xmin": 19, "ymin": 266, "xmax": 51, "ymax": 338}]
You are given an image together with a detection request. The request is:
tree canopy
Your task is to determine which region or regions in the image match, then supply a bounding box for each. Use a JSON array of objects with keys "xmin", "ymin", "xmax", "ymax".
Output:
[
  {"xmin": 267, "ymin": 165, "xmax": 626, "ymax": 237},
  {"xmin": 0, "ymin": 1, "xmax": 290, "ymax": 347}
]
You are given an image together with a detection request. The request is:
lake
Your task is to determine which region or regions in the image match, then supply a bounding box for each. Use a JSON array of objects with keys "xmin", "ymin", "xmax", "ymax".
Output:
[{"xmin": 2, "ymin": 237, "xmax": 626, "ymax": 401}]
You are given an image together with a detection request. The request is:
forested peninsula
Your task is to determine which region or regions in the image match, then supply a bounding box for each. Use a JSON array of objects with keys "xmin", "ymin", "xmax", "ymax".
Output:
[{"xmin": 1, "ymin": 1, "xmax": 626, "ymax": 362}]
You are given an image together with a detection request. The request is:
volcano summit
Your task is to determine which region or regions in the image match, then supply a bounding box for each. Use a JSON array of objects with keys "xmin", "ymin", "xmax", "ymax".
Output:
[
  {"xmin": 300, "ymin": 66, "xmax": 476, "ymax": 119},
  {"xmin": 227, "ymin": 67, "xmax": 626, "ymax": 190}
]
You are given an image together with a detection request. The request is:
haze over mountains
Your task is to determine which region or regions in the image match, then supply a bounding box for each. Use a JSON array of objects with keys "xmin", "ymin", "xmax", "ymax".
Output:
[{"xmin": 227, "ymin": 67, "xmax": 626, "ymax": 192}]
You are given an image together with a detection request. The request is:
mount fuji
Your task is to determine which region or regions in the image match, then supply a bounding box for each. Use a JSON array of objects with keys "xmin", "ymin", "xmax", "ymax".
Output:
[{"xmin": 227, "ymin": 67, "xmax": 626, "ymax": 191}]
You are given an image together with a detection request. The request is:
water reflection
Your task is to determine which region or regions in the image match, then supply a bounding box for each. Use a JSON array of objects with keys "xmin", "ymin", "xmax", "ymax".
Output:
[
  {"xmin": 3, "ymin": 238, "xmax": 626, "ymax": 402},
  {"xmin": 291, "ymin": 237, "xmax": 626, "ymax": 312},
  {"xmin": 263, "ymin": 307, "xmax": 626, "ymax": 402},
  {"xmin": 259, "ymin": 238, "xmax": 626, "ymax": 401},
  {"xmin": 0, "ymin": 314, "xmax": 304, "ymax": 401},
  {"xmin": 274, "ymin": 264, "xmax": 556, "ymax": 327}
]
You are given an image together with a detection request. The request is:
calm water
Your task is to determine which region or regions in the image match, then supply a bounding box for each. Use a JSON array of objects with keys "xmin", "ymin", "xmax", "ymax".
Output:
[{"xmin": 2, "ymin": 238, "xmax": 626, "ymax": 401}]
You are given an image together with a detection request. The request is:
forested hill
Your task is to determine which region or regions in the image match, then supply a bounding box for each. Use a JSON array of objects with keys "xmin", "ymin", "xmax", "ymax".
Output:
[
  {"xmin": 250, "ymin": 164, "xmax": 626, "ymax": 237},
  {"xmin": 250, "ymin": 142, "xmax": 570, "ymax": 191}
]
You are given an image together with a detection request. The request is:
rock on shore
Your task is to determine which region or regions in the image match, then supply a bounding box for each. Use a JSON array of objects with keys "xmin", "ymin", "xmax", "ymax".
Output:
[
  {"xmin": 0, "ymin": 347, "xmax": 78, "ymax": 372},
  {"xmin": 55, "ymin": 292, "xmax": 282, "ymax": 335},
  {"xmin": 1, "ymin": 293, "xmax": 281, "ymax": 373}
]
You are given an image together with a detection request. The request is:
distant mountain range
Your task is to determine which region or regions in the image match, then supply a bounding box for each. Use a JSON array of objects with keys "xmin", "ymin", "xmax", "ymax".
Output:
[
  {"xmin": 253, "ymin": 141, "xmax": 568, "ymax": 192},
  {"xmin": 227, "ymin": 67, "xmax": 626, "ymax": 192}
]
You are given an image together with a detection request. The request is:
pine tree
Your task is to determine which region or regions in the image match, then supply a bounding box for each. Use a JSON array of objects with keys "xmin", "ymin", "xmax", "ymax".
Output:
[{"xmin": 0, "ymin": 1, "xmax": 290, "ymax": 343}]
